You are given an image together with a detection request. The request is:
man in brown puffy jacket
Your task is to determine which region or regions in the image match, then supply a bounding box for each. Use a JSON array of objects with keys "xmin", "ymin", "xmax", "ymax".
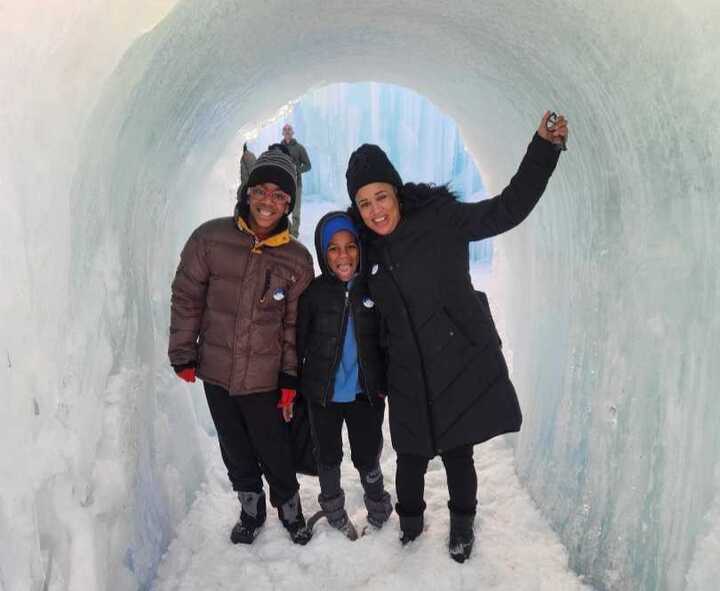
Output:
[{"xmin": 169, "ymin": 149, "xmax": 315, "ymax": 545}]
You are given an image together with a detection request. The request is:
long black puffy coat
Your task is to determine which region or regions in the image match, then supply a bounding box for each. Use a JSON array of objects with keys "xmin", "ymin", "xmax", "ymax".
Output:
[
  {"xmin": 297, "ymin": 212, "xmax": 387, "ymax": 406},
  {"xmin": 362, "ymin": 133, "xmax": 560, "ymax": 457}
]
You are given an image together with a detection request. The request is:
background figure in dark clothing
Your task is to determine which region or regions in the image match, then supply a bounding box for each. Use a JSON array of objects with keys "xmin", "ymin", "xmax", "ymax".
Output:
[
  {"xmin": 345, "ymin": 112, "xmax": 569, "ymax": 562},
  {"xmin": 297, "ymin": 211, "xmax": 392, "ymax": 538},
  {"xmin": 239, "ymin": 142, "xmax": 256, "ymax": 186},
  {"xmin": 282, "ymin": 123, "xmax": 312, "ymax": 238},
  {"xmin": 169, "ymin": 149, "xmax": 315, "ymax": 546}
]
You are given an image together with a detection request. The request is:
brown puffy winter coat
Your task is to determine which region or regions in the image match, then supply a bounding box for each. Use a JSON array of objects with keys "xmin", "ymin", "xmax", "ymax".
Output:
[{"xmin": 168, "ymin": 215, "xmax": 314, "ymax": 395}]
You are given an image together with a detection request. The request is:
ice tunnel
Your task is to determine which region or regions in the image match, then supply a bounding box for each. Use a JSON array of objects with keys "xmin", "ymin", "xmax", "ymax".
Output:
[{"xmin": 2, "ymin": 1, "xmax": 719, "ymax": 590}]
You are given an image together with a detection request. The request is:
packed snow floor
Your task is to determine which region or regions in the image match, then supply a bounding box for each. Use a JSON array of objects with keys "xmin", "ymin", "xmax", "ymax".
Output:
[
  {"xmin": 152, "ymin": 432, "xmax": 592, "ymax": 591},
  {"xmin": 153, "ymin": 198, "xmax": 593, "ymax": 590}
]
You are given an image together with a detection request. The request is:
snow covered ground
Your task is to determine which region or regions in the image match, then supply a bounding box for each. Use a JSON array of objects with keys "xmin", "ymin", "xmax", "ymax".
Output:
[
  {"xmin": 151, "ymin": 199, "xmax": 592, "ymax": 591},
  {"xmin": 153, "ymin": 437, "xmax": 592, "ymax": 591}
]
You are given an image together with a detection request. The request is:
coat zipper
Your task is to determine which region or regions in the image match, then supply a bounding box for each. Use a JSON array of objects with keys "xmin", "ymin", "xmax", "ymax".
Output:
[
  {"xmin": 350, "ymin": 284, "xmax": 371, "ymax": 407},
  {"xmin": 259, "ymin": 268, "xmax": 271, "ymax": 303},
  {"xmin": 322, "ymin": 286, "xmax": 350, "ymax": 406},
  {"xmin": 232, "ymin": 243, "xmax": 257, "ymax": 389}
]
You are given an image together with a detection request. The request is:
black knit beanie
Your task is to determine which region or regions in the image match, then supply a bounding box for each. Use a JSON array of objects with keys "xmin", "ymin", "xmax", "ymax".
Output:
[
  {"xmin": 238, "ymin": 149, "xmax": 298, "ymax": 212},
  {"xmin": 346, "ymin": 144, "xmax": 403, "ymax": 202}
]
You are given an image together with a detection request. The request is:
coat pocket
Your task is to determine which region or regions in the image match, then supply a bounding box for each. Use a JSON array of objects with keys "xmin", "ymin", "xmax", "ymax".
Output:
[{"xmin": 417, "ymin": 308, "xmax": 473, "ymax": 366}]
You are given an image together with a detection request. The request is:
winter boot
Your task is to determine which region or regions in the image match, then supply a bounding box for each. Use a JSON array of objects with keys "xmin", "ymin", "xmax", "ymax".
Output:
[
  {"xmin": 448, "ymin": 509, "xmax": 475, "ymax": 563},
  {"xmin": 319, "ymin": 491, "xmax": 358, "ymax": 540},
  {"xmin": 396, "ymin": 503, "xmax": 425, "ymax": 546},
  {"xmin": 279, "ymin": 492, "xmax": 313, "ymax": 545},
  {"xmin": 364, "ymin": 492, "xmax": 393, "ymax": 529},
  {"xmin": 360, "ymin": 465, "xmax": 393, "ymax": 528},
  {"xmin": 230, "ymin": 491, "xmax": 267, "ymax": 544}
]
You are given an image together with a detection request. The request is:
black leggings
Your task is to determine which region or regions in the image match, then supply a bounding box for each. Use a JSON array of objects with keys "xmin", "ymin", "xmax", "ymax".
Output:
[{"xmin": 395, "ymin": 444, "xmax": 477, "ymax": 516}]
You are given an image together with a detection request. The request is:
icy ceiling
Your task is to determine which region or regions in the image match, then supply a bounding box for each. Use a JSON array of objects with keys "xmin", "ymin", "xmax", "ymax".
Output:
[{"xmin": 2, "ymin": 1, "xmax": 718, "ymax": 590}]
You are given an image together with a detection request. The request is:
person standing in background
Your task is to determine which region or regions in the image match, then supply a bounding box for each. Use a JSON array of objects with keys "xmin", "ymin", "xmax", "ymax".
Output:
[
  {"xmin": 239, "ymin": 142, "xmax": 257, "ymax": 186},
  {"xmin": 281, "ymin": 123, "xmax": 312, "ymax": 238}
]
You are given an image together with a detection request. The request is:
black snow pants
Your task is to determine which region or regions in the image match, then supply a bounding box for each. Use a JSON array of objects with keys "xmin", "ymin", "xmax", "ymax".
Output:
[
  {"xmin": 204, "ymin": 382, "xmax": 299, "ymax": 507},
  {"xmin": 307, "ymin": 394, "xmax": 385, "ymax": 497}
]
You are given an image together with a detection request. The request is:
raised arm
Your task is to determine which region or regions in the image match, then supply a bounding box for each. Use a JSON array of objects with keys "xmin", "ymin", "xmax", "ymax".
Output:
[{"xmin": 443, "ymin": 113, "xmax": 567, "ymax": 241}]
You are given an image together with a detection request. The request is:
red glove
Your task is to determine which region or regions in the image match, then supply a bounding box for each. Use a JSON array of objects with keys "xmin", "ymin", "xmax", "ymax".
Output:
[
  {"xmin": 177, "ymin": 367, "xmax": 196, "ymax": 383},
  {"xmin": 277, "ymin": 388, "xmax": 297, "ymax": 408}
]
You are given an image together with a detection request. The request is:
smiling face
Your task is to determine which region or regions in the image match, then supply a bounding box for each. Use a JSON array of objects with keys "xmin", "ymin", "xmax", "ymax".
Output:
[
  {"xmin": 326, "ymin": 230, "xmax": 359, "ymax": 282},
  {"xmin": 246, "ymin": 182, "xmax": 290, "ymax": 237},
  {"xmin": 354, "ymin": 182, "xmax": 401, "ymax": 236}
]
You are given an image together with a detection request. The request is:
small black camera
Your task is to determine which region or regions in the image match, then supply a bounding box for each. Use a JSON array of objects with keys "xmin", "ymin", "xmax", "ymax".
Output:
[{"xmin": 546, "ymin": 112, "xmax": 567, "ymax": 151}]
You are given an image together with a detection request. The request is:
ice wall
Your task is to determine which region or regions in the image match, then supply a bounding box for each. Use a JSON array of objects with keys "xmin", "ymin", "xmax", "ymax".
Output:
[{"xmin": 2, "ymin": 1, "xmax": 718, "ymax": 590}]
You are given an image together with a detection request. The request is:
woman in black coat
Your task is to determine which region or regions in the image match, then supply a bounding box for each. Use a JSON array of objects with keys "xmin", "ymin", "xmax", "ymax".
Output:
[{"xmin": 345, "ymin": 112, "xmax": 568, "ymax": 562}]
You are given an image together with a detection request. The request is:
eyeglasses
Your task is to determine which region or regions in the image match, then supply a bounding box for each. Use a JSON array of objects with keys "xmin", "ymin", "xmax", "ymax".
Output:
[{"xmin": 247, "ymin": 186, "xmax": 290, "ymax": 204}]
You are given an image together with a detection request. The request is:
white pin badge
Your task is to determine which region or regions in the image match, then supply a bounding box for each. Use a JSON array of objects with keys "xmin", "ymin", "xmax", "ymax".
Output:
[
  {"xmin": 272, "ymin": 288, "xmax": 286, "ymax": 301},
  {"xmin": 363, "ymin": 297, "xmax": 375, "ymax": 308},
  {"xmin": 371, "ymin": 264, "xmax": 379, "ymax": 275}
]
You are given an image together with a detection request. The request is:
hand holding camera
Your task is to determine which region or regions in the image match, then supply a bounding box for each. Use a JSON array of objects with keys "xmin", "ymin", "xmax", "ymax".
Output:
[{"xmin": 538, "ymin": 111, "xmax": 569, "ymax": 151}]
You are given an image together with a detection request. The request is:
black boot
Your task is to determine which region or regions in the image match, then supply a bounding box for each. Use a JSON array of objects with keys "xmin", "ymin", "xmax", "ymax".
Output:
[
  {"xmin": 230, "ymin": 491, "xmax": 266, "ymax": 544},
  {"xmin": 396, "ymin": 503, "xmax": 425, "ymax": 545},
  {"xmin": 448, "ymin": 509, "xmax": 475, "ymax": 563},
  {"xmin": 319, "ymin": 491, "xmax": 358, "ymax": 540},
  {"xmin": 360, "ymin": 465, "xmax": 393, "ymax": 528},
  {"xmin": 364, "ymin": 492, "xmax": 393, "ymax": 529},
  {"xmin": 279, "ymin": 492, "xmax": 313, "ymax": 545}
]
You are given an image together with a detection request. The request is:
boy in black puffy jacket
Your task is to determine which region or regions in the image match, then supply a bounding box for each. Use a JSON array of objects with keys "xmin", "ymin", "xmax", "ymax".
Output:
[{"xmin": 296, "ymin": 211, "xmax": 392, "ymax": 537}]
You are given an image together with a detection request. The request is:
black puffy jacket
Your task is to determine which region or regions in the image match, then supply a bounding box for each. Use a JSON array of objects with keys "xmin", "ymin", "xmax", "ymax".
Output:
[
  {"xmin": 363, "ymin": 133, "xmax": 560, "ymax": 457},
  {"xmin": 296, "ymin": 212, "xmax": 387, "ymax": 406}
]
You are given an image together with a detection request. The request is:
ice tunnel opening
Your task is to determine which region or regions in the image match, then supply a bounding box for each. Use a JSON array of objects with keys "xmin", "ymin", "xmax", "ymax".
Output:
[{"xmin": 201, "ymin": 81, "xmax": 494, "ymax": 268}]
